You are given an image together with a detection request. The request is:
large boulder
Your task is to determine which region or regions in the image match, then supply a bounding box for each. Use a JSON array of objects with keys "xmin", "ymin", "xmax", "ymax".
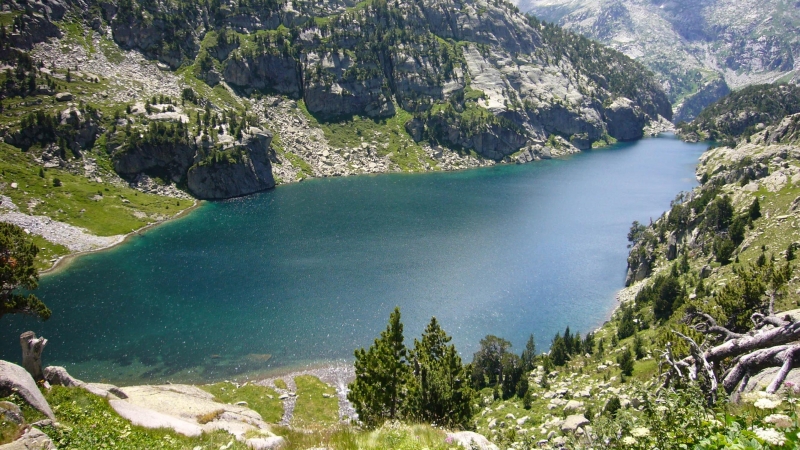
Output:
[
  {"xmin": 446, "ymin": 431, "xmax": 499, "ymax": 450},
  {"xmin": 0, "ymin": 361, "xmax": 54, "ymax": 420},
  {"xmin": 561, "ymin": 414, "xmax": 589, "ymax": 433},
  {"xmin": 187, "ymin": 128, "xmax": 276, "ymax": 199}
]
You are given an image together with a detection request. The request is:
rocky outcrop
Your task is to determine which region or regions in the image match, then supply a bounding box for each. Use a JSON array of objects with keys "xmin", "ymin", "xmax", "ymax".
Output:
[
  {"xmin": 5, "ymin": 107, "xmax": 99, "ymax": 153},
  {"xmin": 112, "ymin": 142, "xmax": 196, "ymax": 183},
  {"xmin": 604, "ymin": 98, "xmax": 646, "ymax": 141},
  {"xmin": 0, "ymin": 361, "xmax": 54, "ymax": 420},
  {"xmin": 223, "ymin": 53, "xmax": 303, "ymax": 98},
  {"xmin": 302, "ymin": 51, "xmax": 395, "ymax": 120},
  {"xmin": 111, "ymin": 383, "xmax": 285, "ymax": 447},
  {"xmin": 187, "ymin": 129, "xmax": 276, "ymax": 199}
]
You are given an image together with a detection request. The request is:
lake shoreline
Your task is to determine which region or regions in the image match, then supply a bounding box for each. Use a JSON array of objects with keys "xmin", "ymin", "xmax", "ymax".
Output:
[
  {"xmin": 36, "ymin": 131, "xmax": 681, "ymax": 276},
  {"xmin": 40, "ymin": 199, "xmax": 203, "ymax": 276}
]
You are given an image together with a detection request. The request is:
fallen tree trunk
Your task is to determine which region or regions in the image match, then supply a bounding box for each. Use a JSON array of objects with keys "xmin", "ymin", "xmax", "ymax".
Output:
[{"xmin": 664, "ymin": 312, "xmax": 800, "ymax": 399}]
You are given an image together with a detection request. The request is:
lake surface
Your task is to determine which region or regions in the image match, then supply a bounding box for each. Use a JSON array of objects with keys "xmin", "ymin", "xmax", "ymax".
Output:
[{"xmin": 1, "ymin": 134, "xmax": 707, "ymax": 384}]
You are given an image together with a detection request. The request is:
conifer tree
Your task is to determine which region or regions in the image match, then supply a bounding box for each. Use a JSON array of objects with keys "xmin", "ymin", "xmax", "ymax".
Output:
[
  {"xmin": 520, "ymin": 334, "xmax": 536, "ymax": 372},
  {"xmin": 406, "ymin": 317, "xmax": 474, "ymax": 428},
  {"xmin": 348, "ymin": 307, "xmax": 409, "ymax": 428},
  {"xmin": 0, "ymin": 223, "xmax": 49, "ymax": 320}
]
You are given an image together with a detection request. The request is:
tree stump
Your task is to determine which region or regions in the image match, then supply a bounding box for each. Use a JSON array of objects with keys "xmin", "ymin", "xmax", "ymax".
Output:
[{"xmin": 20, "ymin": 331, "xmax": 47, "ymax": 381}]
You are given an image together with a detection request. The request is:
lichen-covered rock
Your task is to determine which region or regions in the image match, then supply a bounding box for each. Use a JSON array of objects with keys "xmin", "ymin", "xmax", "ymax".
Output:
[{"xmin": 0, "ymin": 427, "xmax": 56, "ymax": 450}]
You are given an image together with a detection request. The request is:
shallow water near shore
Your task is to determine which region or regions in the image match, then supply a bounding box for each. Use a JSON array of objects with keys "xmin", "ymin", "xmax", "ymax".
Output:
[{"xmin": 1, "ymin": 134, "xmax": 706, "ymax": 384}]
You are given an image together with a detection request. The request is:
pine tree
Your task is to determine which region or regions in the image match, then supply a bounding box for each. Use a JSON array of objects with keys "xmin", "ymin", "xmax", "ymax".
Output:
[
  {"xmin": 617, "ymin": 347, "xmax": 634, "ymax": 377},
  {"xmin": 347, "ymin": 307, "xmax": 409, "ymax": 428},
  {"xmin": 521, "ymin": 334, "xmax": 536, "ymax": 372},
  {"xmin": 406, "ymin": 317, "xmax": 474, "ymax": 428},
  {"xmin": 0, "ymin": 223, "xmax": 49, "ymax": 320},
  {"xmin": 550, "ymin": 333, "xmax": 568, "ymax": 366}
]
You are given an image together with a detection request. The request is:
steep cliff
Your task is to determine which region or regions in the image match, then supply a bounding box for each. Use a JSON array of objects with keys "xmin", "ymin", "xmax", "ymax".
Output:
[{"xmin": 187, "ymin": 128, "xmax": 276, "ymax": 199}]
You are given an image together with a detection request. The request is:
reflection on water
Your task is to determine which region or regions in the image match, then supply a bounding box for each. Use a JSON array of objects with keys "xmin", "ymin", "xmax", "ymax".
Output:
[{"xmin": 0, "ymin": 135, "xmax": 707, "ymax": 384}]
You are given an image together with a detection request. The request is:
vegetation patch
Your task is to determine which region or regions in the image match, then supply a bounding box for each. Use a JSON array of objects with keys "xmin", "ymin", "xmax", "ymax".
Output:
[
  {"xmin": 291, "ymin": 375, "xmax": 339, "ymax": 429},
  {"xmin": 201, "ymin": 381, "xmax": 283, "ymax": 423}
]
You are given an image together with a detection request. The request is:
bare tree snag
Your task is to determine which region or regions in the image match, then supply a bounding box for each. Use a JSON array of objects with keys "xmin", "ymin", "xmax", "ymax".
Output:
[
  {"xmin": 663, "ymin": 312, "xmax": 800, "ymax": 401},
  {"xmin": 20, "ymin": 331, "xmax": 47, "ymax": 381}
]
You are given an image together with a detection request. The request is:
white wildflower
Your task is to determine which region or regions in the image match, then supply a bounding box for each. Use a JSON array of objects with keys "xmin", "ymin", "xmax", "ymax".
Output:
[
  {"xmin": 753, "ymin": 426, "xmax": 786, "ymax": 446},
  {"xmin": 631, "ymin": 427, "xmax": 650, "ymax": 437},
  {"xmin": 622, "ymin": 436, "xmax": 637, "ymax": 445},
  {"xmin": 754, "ymin": 397, "xmax": 782, "ymax": 410},
  {"xmin": 764, "ymin": 414, "xmax": 794, "ymax": 429}
]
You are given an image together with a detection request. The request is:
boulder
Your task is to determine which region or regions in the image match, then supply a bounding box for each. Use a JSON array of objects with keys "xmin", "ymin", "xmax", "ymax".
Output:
[
  {"xmin": 446, "ymin": 431, "xmax": 499, "ymax": 450},
  {"xmin": 55, "ymin": 92, "xmax": 73, "ymax": 102},
  {"xmin": 0, "ymin": 361, "xmax": 54, "ymax": 420},
  {"xmin": 43, "ymin": 366, "xmax": 83, "ymax": 387},
  {"xmin": 666, "ymin": 232, "xmax": 678, "ymax": 261},
  {"xmin": 0, "ymin": 427, "xmax": 55, "ymax": 450},
  {"xmin": 563, "ymin": 400, "xmax": 584, "ymax": 413},
  {"xmin": 0, "ymin": 401, "xmax": 23, "ymax": 425},
  {"xmin": 560, "ymin": 414, "xmax": 589, "ymax": 433}
]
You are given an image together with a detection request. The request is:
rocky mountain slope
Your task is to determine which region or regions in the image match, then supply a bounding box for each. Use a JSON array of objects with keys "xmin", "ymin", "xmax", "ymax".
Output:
[
  {"xmin": 522, "ymin": 0, "xmax": 800, "ymax": 123},
  {"xmin": 678, "ymin": 83, "xmax": 800, "ymax": 144},
  {"xmin": 0, "ymin": 0, "xmax": 672, "ymax": 266}
]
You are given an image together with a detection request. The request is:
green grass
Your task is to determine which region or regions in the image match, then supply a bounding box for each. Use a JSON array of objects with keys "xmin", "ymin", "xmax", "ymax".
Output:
[
  {"xmin": 0, "ymin": 11, "xmax": 22, "ymax": 27},
  {"xmin": 271, "ymin": 423, "xmax": 451, "ymax": 450},
  {"xmin": 283, "ymin": 152, "xmax": 314, "ymax": 180},
  {"xmin": 273, "ymin": 379, "xmax": 287, "ymax": 390},
  {"xmin": 39, "ymin": 386, "xmax": 249, "ymax": 450},
  {"xmin": 0, "ymin": 142, "xmax": 194, "ymax": 237},
  {"xmin": 30, "ymin": 235, "xmax": 70, "ymax": 271},
  {"xmin": 201, "ymin": 382, "xmax": 283, "ymax": 423},
  {"xmin": 291, "ymin": 375, "xmax": 339, "ymax": 430},
  {"xmin": 59, "ymin": 18, "xmax": 95, "ymax": 55}
]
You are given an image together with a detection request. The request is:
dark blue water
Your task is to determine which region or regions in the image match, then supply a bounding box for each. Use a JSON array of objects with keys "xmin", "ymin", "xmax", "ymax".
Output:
[{"xmin": 1, "ymin": 135, "xmax": 706, "ymax": 383}]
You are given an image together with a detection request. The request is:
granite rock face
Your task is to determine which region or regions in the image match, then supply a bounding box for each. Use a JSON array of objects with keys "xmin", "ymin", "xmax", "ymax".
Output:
[
  {"xmin": 525, "ymin": 0, "xmax": 800, "ymax": 121},
  {"xmin": 187, "ymin": 128, "xmax": 276, "ymax": 199}
]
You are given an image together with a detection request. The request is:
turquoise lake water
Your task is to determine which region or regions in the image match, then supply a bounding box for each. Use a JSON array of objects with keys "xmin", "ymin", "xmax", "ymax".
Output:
[{"xmin": 0, "ymin": 134, "xmax": 707, "ymax": 384}]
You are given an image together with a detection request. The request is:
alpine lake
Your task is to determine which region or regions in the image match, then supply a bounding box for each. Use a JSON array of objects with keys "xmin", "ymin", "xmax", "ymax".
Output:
[{"xmin": 1, "ymin": 134, "xmax": 707, "ymax": 384}]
